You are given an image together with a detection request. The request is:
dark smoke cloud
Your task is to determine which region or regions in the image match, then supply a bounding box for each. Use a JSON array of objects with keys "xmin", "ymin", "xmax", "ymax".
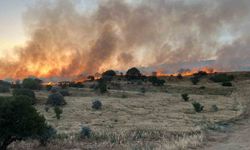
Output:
[{"xmin": 0, "ymin": 0, "xmax": 250, "ymax": 79}]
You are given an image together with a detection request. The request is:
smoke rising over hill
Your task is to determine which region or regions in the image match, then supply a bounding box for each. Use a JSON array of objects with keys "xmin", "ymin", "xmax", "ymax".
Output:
[{"xmin": 0, "ymin": 0, "xmax": 250, "ymax": 79}]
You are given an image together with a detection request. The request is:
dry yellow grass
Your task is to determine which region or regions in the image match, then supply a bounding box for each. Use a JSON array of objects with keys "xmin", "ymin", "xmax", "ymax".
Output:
[{"xmin": 5, "ymin": 76, "xmax": 250, "ymax": 150}]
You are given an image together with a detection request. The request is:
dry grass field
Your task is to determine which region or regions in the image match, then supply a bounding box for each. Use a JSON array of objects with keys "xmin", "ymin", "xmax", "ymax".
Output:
[{"xmin": 3, "ymin": 73, "xmax": 250, "ymax": 150}]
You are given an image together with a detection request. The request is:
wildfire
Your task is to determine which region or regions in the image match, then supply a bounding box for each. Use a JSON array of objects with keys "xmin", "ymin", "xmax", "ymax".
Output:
[{"xmin": 155, "ymin": 67, "xmax": 218, "ymax": 77}]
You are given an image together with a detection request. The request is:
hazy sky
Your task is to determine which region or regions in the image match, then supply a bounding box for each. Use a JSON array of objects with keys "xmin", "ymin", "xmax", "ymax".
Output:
[{"xmin": 0, "ymin": 0, "xmax": 98, "ymax": 56}]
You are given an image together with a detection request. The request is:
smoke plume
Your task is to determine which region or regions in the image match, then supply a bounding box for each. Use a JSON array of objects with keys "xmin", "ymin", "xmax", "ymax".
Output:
[{"xmin": 1, "ymin": 0, "xmax": 250, "ymax": 79}]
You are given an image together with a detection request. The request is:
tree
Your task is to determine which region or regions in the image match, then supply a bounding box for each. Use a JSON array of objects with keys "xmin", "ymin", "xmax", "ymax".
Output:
[
  {"xmin": 0, "ymin": 96, "xmax": 49, "ymax": 150},
  {"xmin": 97, "ymin": 78, "xmax": 107, "ymax": 94},
  {"xmin": 148, "ymin": 76, "xmax": 166, "ymax": 86},
  {"xmin": 22, "ymin": 78, "xmax": 42, "ymax": 90},
  {"xmin": 102, "ymin": 70, "xmax": 116, "ymax": 77},
  {"xmin": 126, "ymin": 67, "xmax": 142, "ymax": 80},
  {"xmin": 12, "ymin": 88, "xmax": 36, "ymax": 104},
  {"xmin": 190, "ymin": 77, "xmax": 200, "ymax": 85}
]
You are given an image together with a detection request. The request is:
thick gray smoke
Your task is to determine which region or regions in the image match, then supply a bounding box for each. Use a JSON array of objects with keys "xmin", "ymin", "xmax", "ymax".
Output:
[{"xmin": 0, "ymin": 0, "xmax": 250, "ymax": 79}]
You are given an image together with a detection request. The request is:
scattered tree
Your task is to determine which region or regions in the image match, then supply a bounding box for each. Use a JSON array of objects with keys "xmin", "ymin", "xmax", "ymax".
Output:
[
  {"xmin": 181, "ymin": 94, "xmax": 189, "ymax": 102},
  {"xmin": 192, "ymin": 102, "xmax": 204, "ymax": 113},
  {"xmin": 126, "ymin": 67, "xmax": 142, "ymax": 80},
  {"xmin": 190, "ymin": 77, "xmax": 200, "ymax": 85},
  {"xmin": 54, "ymin": 107, "xmax": 63, "ymax": 120},
  {"xmin": 22, "ymin": 78, "xmax": 42, "ymax": 90},
  {"xmin": 97, "ymin": 78, "xmax": 107, "ymax": 94},
  {"xmin": 0, "ymin": 96, "xmax": 50, "ymax": 150},
  {"xmin": 47, "ymin": 92, "xmax": 66, "ymax": 106},
  {"xmin": 12, "ymin": 88, "xmax": 36, "ymax": 104},
  {"xmin": 80, "ymin": 126, "xmax": 91, "ymax": 139},
  {"xmin": 222, "ymin": 82, "xmax": 233, "ymax": 87},
  {"xmin": 92, "ymin": 100, "xmax": 102, "ymax": 110},
  {"xmin": 210, "ymin": 74, "xmax": 234, "ymax": 83}
]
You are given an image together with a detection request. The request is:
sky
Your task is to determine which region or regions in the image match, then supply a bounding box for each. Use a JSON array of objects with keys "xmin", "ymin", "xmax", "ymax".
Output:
[{"xmin": 0, "ymin": 0, "xmax": 98, "ymax": 57}]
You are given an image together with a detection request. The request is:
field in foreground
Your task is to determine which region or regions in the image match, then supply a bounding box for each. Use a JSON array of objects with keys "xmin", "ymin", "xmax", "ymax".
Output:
[{"xmin": 3, "ymin": 73, "xmax": 250, "ymax": 150}]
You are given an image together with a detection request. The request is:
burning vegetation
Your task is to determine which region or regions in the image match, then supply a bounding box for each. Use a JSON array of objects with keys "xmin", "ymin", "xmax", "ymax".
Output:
[{"xmin": 1, "ymin": 0, "xmax": 250, "ymax": 80}]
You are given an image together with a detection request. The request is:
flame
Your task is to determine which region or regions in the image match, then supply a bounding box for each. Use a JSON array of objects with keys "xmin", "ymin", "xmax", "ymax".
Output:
[{"xmin": 155, "ymin": 67, "xmax": 218, "ymax": 77}]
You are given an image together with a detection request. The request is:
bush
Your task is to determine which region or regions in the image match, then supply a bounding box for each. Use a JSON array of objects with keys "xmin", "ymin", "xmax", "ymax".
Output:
[
  {"xmin": 211, "ymin": 104, "xmax": 219, "ymax": 112},
  {"xmin": 181, "ymin": 94, "xmax": 189, "ymax": 102},
  {"xmin": 97, "ymin": 79, "xmax": 107, "ymax": 94},
  {"xmin": 199, "ymin": 86, "xmax": 206, "ymax": 89},
  {"xmin": 46, "ymin": 85, "xmax": 53, "ymax": 91},
  {"xmin": 193, "ymin": 71, "xmax": 208, "ymax": 78},
  {"xmin": 0, "ymin": 86, "xmax": 10, "ymax": 93},
  {"xmin": 222, "ymin": 82, "xmax": 233, "ymax": 87},
  {"xmin": 0, "ymin": 96, "xmax": 49, "ymax": 150},
  {"xmin": 12, "ymin": 88, "xmax": 36, "ymax": 104},
  {"xmin": 59, "ymin": 89, "xmax": 71, "ymax": 96},
  {"xmin": 47, "ymin": 93, "xmax": 66, "ymax": 106},
  {"xmin": 80, "ymin": 126, "xmax": 91, "ymax": 139},
  {"xmin": 190, "ymin": 77, "xmax": 200, "ymax": 85},
  {"xmin": 102, "ymin": 70, "xmax": 116, "ymax": 78},
  {"xmin": 38, "ymin": 125, "xmax": 57, "ymax": 146},
  {"xmin": 92, "ymin": 100, "xmax": 102, "ymax": 110},
  {"xmin": 192, "ymin": 102, "xmax": 204, "ymax": 113},
  {"xmin": 126, "ymin": 67, "xmax": 142, "ymax": 80},
  {"xmin": 0, "ymin": 81, "xmax": 10, "ymax": 93},
  {"xmin": 54, "ymin": 107, "xmax": 63, "ymax": 120},
  {"xmin": 22, "ymin": 78, "xmax": 42, "ymax": 90},
  {"xmin": 148, "ymin": 76, "xmax": 166, "ymax": 86},
  {"xmin": 140, "ymin": 87, "xmax": 146, "ymax": 94},
  {"xmin": 177, "ymin": 74, "xmax": 183, "ymax": 79},
  {"xmin": 210, "ymin": 74, "xmax": 234, "ymax": 83}
]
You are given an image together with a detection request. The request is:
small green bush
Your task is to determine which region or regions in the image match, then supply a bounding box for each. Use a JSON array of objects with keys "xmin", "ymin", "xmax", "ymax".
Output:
[
  {"xmin": 47, "ymin": 93, "xmax": 66, "ymax": 106},
  {"xmin": 211, "ymin": 104, "xmax": 219, "ymax": 112},
  {"xmin": 140, "ymin": 87, "xmax": 146, "ymax": 94},
  {"xmin": 222, "ymin": 82, "xmax": 233, "ymax": 87},
  {"xmin": 181, "ymin": 94, "xmax": 189, "ymax": 102},
  {"xmin": 38, "ymin": 125, "xmax": 57, "ymax": 146},
  {"xmin": 46, "ymin": 85, "xmax": 53, "ymax": 91},
  {"xmin": 12, "ymin": 88, "xmax": 36, "ymax": 104},
  {"xmin": 92, "ymin": 100, "xmax": 102, "ymax": 110},
  {"xmin": 80, "ymin": 126, "xmax": 91, "ymax": 139},
  {"xmin": 210, "ymin": 74, "xmax": 234, "ymax": 83},
  {"xmin": 22, "ymin": 78, "xmax": 42, "ymax": 90},
  {"xmin": 192, "ymin": 102, "xmax": 204, "ymax": 113},
  {"xmin": 97, "ymin": 79, "xmax": 107, "ymax": 94},
  {"xmin": 54, "ymin": 107, "xmax": 63, "ymax": 120},
  {"xmin": 190, "ymin": 77, "xmax": 200, "ymax": 85},
  {"xmin": 59, "ymin": 89, "xmax": 71, "ymax": 96},
  {"xmin": 0, "ymin": 85, "xmax": 10, "ymax": 93}
]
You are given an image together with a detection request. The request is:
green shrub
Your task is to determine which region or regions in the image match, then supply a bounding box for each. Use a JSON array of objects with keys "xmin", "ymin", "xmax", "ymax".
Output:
[
  {"xmin": 46, "ymin": 85, "xmax": 53, "ymax": 91},
  {"xmin": 181, "ymin": 94, "xmax": 189, "ymax": 102},
  {"xmin": 211, "ymin": 104, "xmax": 219, "ymax": 112},
  {"xmin": 59, "ymin": 89, "xmax": 71, "ymax": 96},
  {"xmin": 148, "ymin": 76, "xmax": 166, "ymax": 86},
  {"xmin": 199, "ymin": 86, "xmax": 206, "ymax": 89},
  {"xmin": 210, "ymin": 74, "xmax": 234, "ymax": 83},
  {"xmin": 38, "ymin": 125, "xmax": 57, "ymax": 146},
  {"xmin": 47, "ymin": 93, "xmax": 66, "ymax": 106},
  {"xmin": 190, "ymin": 77, "xmax": 200, "ymax": 85},
  {"xmin": 97, "ymin": 79, "xmax": 107, "ymax": 94},
  {"xmin": 192, "ymin": 102, "xmax": 204, "ymax": 113},
  {"xmin": 0, "ymin": 96, "xmax": 49, "ymax": 150},
  {"xmin": 54, "ymin": 107, "xmax": 63, "ymax": 120},
  {"xmin": 92, "ymin": 100, "xmax": 102, "ymax": 110},
  {"xmin": 0, "ymin": 86, "xmax": 10, "ymax": 93},
  {"xmin": 22, "ymin": 78, "xmax": 42, "ymax": 90},
  {"xmin": 140, "ymin": 87, "xmax": 146, "ymax": 94},
  {"xmin": 80, "ymin": 126, "xmax": 91, "ymax": 139},
  {"xmin": 12, "ymin": 88, "xmax": 36, "ymax": 104},
  {"xmin": 222, "ymin": 82, "xmax": 233, "ymax": 87}
]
